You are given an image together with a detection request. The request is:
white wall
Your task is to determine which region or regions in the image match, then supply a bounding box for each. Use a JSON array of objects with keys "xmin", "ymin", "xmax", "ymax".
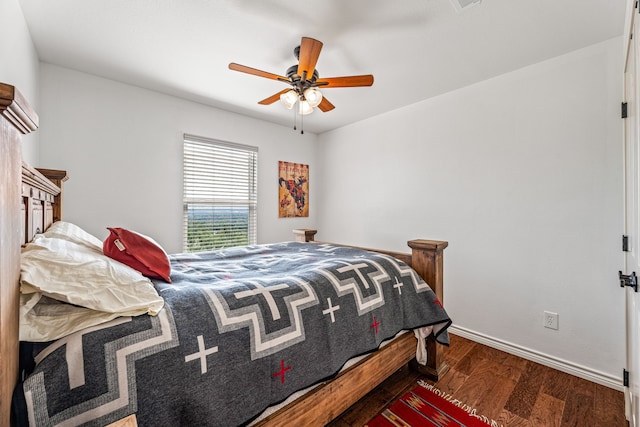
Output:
[
  {"xmin": 317, "ymin": 38, "xmax": 624, "ymax": 384},
  {"xmin": 0, "ymin": 0, "xmax": 40, "ymax": 164},
  {"xmin": 39, "ymin": 64, "xmax": 318, "ymax": 253}
]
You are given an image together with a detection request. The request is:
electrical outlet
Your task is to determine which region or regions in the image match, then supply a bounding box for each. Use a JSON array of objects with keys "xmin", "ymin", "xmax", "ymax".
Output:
[{"xmin": 544, "ymin": 311, "xmax": 559, "ymax": 330}]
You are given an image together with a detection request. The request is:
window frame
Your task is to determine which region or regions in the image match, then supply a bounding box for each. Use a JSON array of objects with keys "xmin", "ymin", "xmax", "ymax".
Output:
[{"xmin": 183, "ymin": 134, "xmax": 258, "ymax": 252}]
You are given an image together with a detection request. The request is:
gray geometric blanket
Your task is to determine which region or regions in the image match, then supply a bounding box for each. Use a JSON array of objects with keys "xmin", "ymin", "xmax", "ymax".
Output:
[{"xmin": 14, "ymin": 242, "xmax": 451, "ymax": 426}]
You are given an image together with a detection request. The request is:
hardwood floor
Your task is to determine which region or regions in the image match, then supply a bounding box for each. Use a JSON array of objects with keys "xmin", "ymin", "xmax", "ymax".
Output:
[{"xmin": 328, "ymin": 334, "xmax": 627, "ymax": 427}]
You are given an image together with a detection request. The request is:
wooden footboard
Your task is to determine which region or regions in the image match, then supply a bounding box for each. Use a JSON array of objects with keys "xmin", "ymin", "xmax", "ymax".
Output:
[
  {"xmin": 262, "ymin": 229, "xmax": 450, "ymax": 426},
  {"xmin": 294, "ymin": 228, "xmax": 449, "ymax": 379}
]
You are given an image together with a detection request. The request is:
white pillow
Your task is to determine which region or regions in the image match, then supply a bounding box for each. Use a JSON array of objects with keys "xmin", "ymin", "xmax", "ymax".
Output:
[
  {"xmin": 42, "ymin": 221, "xmax": 103, "ymax": 252},
  {"xmin": 20, "ymin": 234, "xmax": 164, "ymax": 316},
  {"xmin": 19, "ymin": 293, "xmax": 129, "ymax": 342}
]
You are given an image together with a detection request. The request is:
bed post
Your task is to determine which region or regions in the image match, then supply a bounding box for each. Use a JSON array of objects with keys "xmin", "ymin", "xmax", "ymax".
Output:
[
  {"xmin": 35, "ymin": 168, "xmax": 68, "ymax": 222},
  {"xmin": 408, "ymin": 239, "xmax": 449, "ymax": 381},
  {"xmin": 293, "ymin": 228, "xmax": 317, "ymax": 242},
  {"xmin": 0, "ymin": 83, "xmax": 38, "ymax": 427}
]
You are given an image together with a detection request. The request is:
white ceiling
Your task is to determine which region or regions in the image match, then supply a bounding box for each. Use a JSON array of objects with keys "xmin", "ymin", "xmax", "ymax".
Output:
[{"xmin": 18, "ymin": 0, "xmax": 626, "ymax": 134}]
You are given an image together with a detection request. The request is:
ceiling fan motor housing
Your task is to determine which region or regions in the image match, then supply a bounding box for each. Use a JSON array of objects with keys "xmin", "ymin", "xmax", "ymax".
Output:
[
  {"xmin": 286, "ymin": 65, "xmax": 319, "ymax": 83},
  {"xmin": 286, "ymin": 65, "xmax": 320, "ymax": 100}
]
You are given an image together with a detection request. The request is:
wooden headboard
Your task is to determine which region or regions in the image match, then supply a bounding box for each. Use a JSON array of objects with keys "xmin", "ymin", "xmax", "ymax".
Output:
[
  {"xmin": 0, "ymin": 83, "xmax": 66, "ymax": 426},
  {"xmin": 21, "ymin": 163, "xmax": 67, "ymax": 244}
]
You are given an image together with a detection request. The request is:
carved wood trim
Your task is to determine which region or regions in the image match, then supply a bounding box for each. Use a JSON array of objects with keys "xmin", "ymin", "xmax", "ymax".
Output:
[
  {"xmin": 0, "ymin": 83, "xmax": 38, "ymax": 134},
  {"xmin": 23, "ymin": 163, "xmax": 61, "ymax": 197}
]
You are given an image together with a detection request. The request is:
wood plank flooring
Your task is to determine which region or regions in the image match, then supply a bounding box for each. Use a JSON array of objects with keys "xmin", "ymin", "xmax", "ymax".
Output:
[{"xmin": 328, "ymin": 334, "xmax": 627, "ymax": 427}]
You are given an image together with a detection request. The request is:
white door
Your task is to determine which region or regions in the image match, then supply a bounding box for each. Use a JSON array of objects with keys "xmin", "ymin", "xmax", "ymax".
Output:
[{"xmin": 624, "ymin": 1, "xmax": 640, "ymax": 424}]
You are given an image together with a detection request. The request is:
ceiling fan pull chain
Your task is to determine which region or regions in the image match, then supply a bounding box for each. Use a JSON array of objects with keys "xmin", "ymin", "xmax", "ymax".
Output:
[{"xmin": 293, "ymin": 104, "xmax": 297, "ymax": 131}]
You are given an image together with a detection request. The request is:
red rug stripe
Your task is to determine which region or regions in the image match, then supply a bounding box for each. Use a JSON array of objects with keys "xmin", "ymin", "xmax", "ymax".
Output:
[
  {"xmin": 387, "ymin": 395, "xmax": 442, "ymax": 425},
  {"xmin": 412, "ymin": 385, "xmax": 488, "ymax": 425},
  {"xmin": 366, "ymin": 384, "xmax": 495, "ymax": 427}
]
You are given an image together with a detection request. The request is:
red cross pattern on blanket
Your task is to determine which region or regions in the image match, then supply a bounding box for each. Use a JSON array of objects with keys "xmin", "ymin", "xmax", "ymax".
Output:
[
  {"xmin": 370, "ymin": 316, "xmax": 381, "ymax": 334},
  {"xmin": 273, "ymin": 359, "xmax": 291, "ymax": 384}
]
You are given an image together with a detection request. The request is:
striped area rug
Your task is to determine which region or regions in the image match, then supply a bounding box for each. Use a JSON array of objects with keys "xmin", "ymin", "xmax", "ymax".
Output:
[{"xmin": 365, "ymin": 381, "xmax": 502, "ymax": 427}]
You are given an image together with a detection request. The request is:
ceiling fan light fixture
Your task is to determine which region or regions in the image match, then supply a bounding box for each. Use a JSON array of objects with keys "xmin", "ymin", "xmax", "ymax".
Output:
[
  {"xmin": 280, "ymin": 90, "xmax": 298, "ymax": 109},
  {"xmin": 303, "ymin": 88, "xmax": 323, "ymax": 108},
  {"xmin": 298, "ymin": 100, "xmax": 313, "ymax": 115}
]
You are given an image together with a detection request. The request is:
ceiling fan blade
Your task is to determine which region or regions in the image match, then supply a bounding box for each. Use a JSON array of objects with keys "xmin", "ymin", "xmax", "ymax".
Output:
[
  {"xmin": 317, "ymin": 97, "xmax": 335, "ymax": 112},
  {"xmin": 258, "ymin": 89, "xmax": 291, "ymax": 105},
  {"xmin": 229, "ymin": 63, "xmax": 289, "ymax": 82},
  {"xmin": 315, "ymin": 75, "xmax": 374, "ymax": 88},
  {"xmin": 297, "ymin": 37, "xmax": 323, "ymax": 82}
]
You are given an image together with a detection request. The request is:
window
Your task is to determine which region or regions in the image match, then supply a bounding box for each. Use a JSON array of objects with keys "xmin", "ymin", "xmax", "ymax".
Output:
[{"xmin": 183, "ymin": 134, "xmax": 258, "ymax": 252}]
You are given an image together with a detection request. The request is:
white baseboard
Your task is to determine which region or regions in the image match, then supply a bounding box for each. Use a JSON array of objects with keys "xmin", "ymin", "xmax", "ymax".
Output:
[{"xmin": 448, "ymin": 325, "xmax": 623, "ymax": 391}]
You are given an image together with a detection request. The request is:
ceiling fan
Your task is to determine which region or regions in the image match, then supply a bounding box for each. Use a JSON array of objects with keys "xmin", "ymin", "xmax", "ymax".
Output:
[{"xmin": 228, "ymin": 37, "xmax": 374, "ymax": 116}]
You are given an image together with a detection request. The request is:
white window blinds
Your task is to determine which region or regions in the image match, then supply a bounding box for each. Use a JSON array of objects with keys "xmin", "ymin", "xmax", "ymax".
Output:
[{"xmin": 183, "ymin": 134, "xmax": 258, "ymax": 252}]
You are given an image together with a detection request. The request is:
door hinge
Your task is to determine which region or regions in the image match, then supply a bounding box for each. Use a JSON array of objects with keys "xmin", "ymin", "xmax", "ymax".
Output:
[
  {"xmin": 625, "ymin": 369, "xmax": 630, "ymax": 387},
  {"xmin": 622, "ymin": 102, "xmax": 629, "ymax": 119},
  {"xmin": 623, "ymin": 235, "xmax": 629, "ymax": 252},
  {"xmin": 620, "ymin": 271, "xmax": 638, "ymax": 292}
]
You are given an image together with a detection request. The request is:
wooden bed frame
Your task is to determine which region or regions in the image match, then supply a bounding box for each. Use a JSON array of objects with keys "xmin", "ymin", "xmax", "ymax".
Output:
[{"xmin": 0, "ymin": 82, "xmax": 449, "ymax": 427}]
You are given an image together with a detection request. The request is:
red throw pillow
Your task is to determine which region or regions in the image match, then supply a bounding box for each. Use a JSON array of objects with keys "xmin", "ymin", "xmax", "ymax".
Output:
[{"xmin": 103, "ymin": 227, "xmax": 171, "ymax": 283}]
